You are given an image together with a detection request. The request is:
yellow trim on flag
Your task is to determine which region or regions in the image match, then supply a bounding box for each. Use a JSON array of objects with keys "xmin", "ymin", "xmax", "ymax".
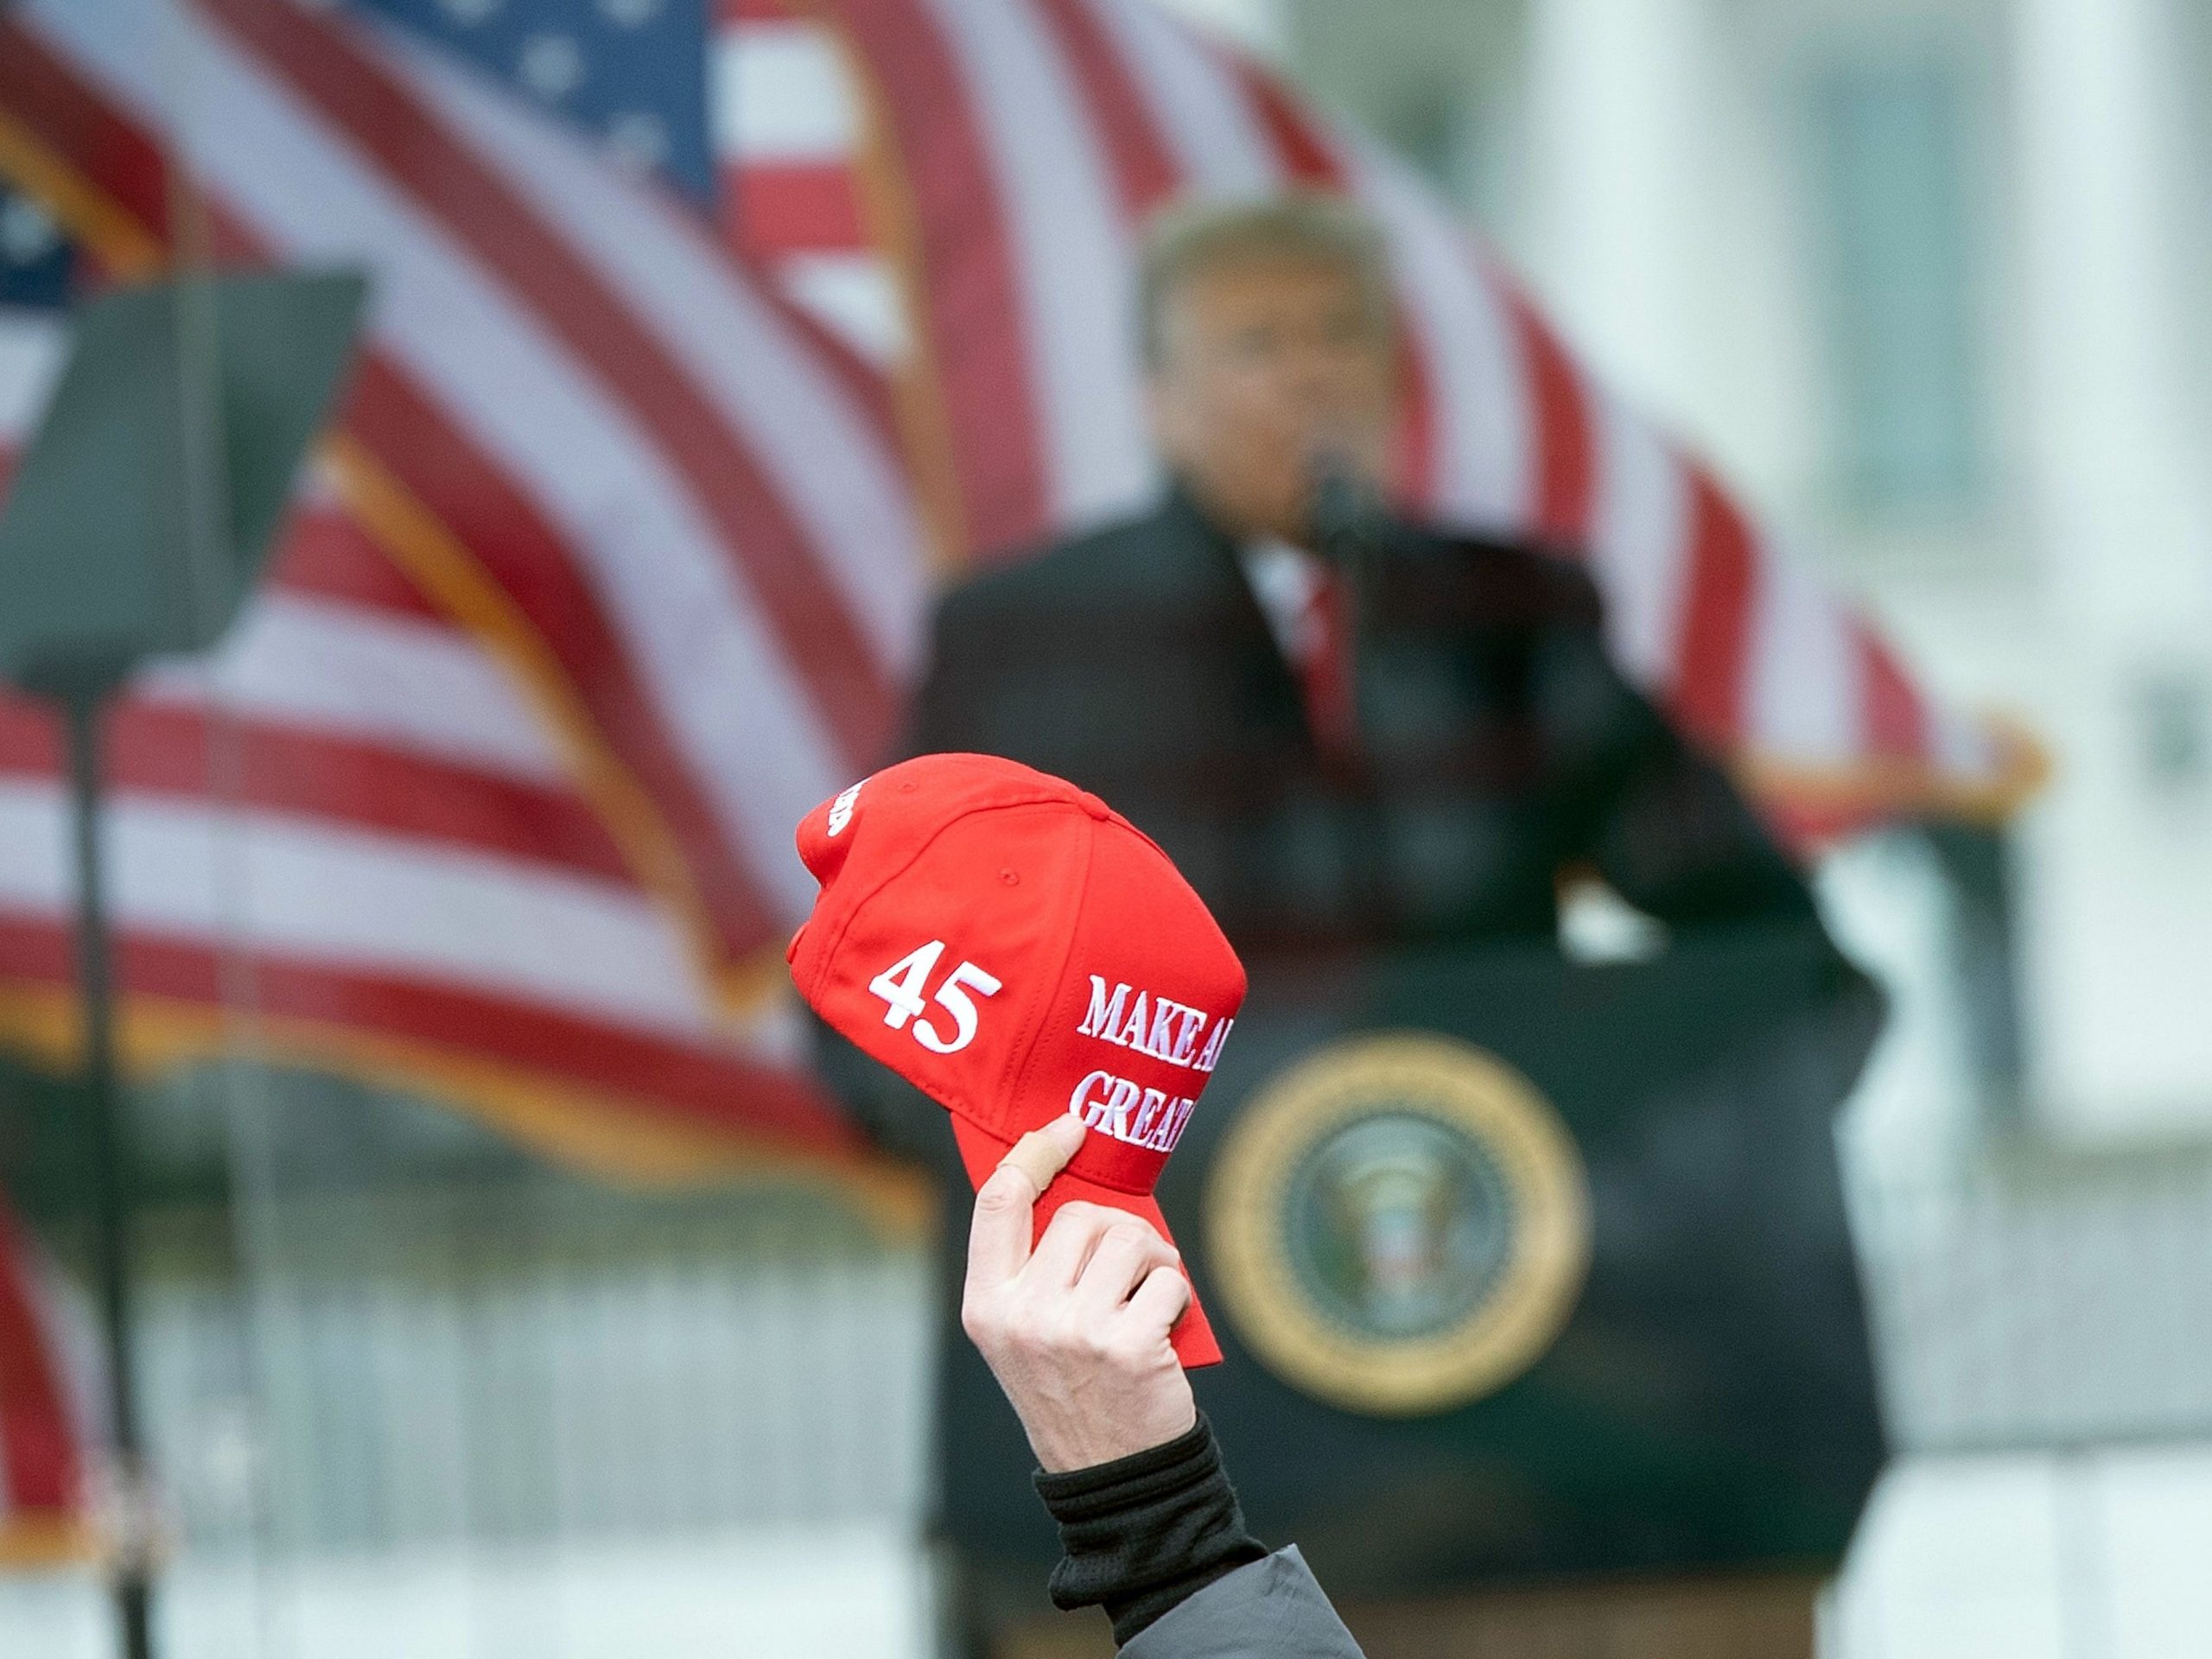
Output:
[
  {"xmin": 0, "ymin": 110, "xmax": 164, "ymax": 276},
  {"xmin": 0, "ymin": 1513, "xmax": 96, "ymax": 1572},
  {"xmin": 1738, "ymin": 709, "xmax": 2052, "ymax": 827}
]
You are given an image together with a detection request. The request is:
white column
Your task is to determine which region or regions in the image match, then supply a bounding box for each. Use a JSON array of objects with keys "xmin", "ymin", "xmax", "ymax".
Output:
[
  {"xmin": 2015, "ymin": 0, "xmax": 2206, "ymax": 628},
  {"xmin": 1513, "ymin": 0, "xmax": 1815, "ymax": 502},
  {"xmin": 1518, "ymin": 0, "xmax": 1710, "ymax": 407},
  {"xmin": 2012, "ymin": 0, "xmax": 2212, "ymax": 1132}
]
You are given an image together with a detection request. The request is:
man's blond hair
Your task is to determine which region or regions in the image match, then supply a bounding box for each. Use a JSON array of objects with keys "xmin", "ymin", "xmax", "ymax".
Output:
[{"xmin": 1137, "ymin": 193, "xmax": 1394, "ymax": 369}]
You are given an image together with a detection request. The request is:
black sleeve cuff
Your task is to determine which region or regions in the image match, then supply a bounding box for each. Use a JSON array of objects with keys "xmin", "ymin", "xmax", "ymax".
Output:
[{"xmin": 1033, "ymin": 1413, "xmax": 1269, "ymax": 1647}]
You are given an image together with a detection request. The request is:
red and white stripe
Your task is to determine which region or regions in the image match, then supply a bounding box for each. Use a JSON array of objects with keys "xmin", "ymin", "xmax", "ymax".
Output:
[
  {"xmin": 6, "ymin": 0, "xmax": 930, "ymax": 974},
  {"xmin": 719, "ymin": 0, "xmax": 907, "ymax": 364},
  {"xmin": 715, "ymin": 0, "xmax": 2017, "ymax": 834},
  {"xmin": 0, "ymin": 1205, "xmax": 87, "ymax": 1559}
]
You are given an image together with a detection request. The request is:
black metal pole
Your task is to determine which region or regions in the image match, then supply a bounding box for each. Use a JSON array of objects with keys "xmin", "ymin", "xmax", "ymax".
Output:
[{"xmin": 61, "ymin": 687, "xmax": 156, "ymax": 1659}]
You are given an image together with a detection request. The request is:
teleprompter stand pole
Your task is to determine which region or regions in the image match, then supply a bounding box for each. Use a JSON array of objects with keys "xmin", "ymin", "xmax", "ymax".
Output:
[{"xmin": 61, "ymin": 685, "xmax": 156, "ymax": 1659}]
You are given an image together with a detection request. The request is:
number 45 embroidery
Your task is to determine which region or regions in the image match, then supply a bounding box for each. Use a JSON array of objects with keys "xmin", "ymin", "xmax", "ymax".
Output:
[{"xmin": 869, "ymin": 940, "xmax": 1002, "ymax": 1055}]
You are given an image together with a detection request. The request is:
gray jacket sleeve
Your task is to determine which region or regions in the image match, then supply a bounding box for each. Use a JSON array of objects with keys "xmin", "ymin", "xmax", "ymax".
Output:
[{"xmin": 1118, "ymin": 1547, "xmax": 1364, "ymax": 1658}]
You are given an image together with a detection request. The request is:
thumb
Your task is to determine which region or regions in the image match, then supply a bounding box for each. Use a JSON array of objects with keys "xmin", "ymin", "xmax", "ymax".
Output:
[
  {"xmin": 965, "ymin": 1112, "xmax": 1085, "ymax": 1295},
  {"xmin": 1003, "ymin": 1110, "xmax": 1085, "ymax": 1192}
]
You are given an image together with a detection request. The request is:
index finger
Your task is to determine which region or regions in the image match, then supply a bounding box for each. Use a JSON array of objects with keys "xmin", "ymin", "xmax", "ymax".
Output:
[{"xmin": 963, "ymin": 1113, "xmax": 1086, "ymax": 1298}]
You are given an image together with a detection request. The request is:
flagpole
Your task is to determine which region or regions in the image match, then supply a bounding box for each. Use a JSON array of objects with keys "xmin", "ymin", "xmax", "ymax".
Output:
[{"xmin": 61, "ymin": 683, "xmax": 157, "ymax": 1659}]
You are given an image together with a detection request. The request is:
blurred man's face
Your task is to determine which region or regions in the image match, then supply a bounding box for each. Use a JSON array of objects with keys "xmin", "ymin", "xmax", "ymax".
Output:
[{"xmin": 1147, "ymin": 255, "xmax": 1396, "ymax": 547}]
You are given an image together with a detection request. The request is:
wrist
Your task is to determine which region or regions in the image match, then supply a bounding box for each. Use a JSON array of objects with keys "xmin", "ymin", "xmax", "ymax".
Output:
[
  {"xmin": 1034, "ymin": 1413, "xmax": 1268, "ymax": 1646},
  {"xmin": 1027, "ymin": 1395, "xmax": 1198, "ymax": 1474},
  {"xmin": 1033, "ymin": 1410, "xmax": 1211, "ymax": 1491}
]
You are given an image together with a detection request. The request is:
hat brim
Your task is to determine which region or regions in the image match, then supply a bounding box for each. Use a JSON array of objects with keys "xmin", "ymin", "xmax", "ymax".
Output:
[{"xmin": 950, "ymin": 1115, "xmax": 1223, "ymax": 1370}]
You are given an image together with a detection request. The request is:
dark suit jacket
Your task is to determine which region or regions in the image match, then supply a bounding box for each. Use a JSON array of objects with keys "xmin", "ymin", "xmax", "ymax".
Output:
[{"xmin": 906, "ymin": 487, "xmax": 1817, "ymax": 949}]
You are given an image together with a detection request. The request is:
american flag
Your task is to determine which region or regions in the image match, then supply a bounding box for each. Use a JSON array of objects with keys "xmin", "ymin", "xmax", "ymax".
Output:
[
  {"xmin": 0, "ymin": 3, "xmax": 938, "ymax": 1549},
  {"xmin": 714, "ymin": 0, "xmax": 2043, "ymax": 843},
  {"xmin": 0, "ymin": 0, "xmax": 931, "ymax": 1171}
]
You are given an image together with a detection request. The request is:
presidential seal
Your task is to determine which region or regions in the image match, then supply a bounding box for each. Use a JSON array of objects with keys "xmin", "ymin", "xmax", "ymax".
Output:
[{"xmin": 1205, "ymin": 1033, "xmax": 1591, "ymax": 1416}]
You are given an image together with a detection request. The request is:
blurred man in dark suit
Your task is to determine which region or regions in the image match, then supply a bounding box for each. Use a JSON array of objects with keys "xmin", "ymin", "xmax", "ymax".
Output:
[
  {"xmin": 838, "ymin": 196, "xmax": 1868, "ymax": 1653},
  {"xmin": 905, "ymin": 194, "xmax": 1817, "ymax": 947}
]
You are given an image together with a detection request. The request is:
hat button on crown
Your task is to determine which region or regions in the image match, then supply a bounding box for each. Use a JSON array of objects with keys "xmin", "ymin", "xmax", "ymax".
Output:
[{"xmin": 1076, "ymin": 791, "xmax": 1110, "ymax": 821}]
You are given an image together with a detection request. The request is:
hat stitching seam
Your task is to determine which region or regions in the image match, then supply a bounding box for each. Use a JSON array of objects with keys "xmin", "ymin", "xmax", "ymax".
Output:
[
  {"xmin": 997, "ymin": 820, "xmax": 1089, "ymax": 1108},
  {"xmin": 1024, "ymin": 822, "xmax": 1171, "ymax": 1199},
  {"xmin": 806, "ymin": 790, "xmax": 1079, "ymax": 979},
  {"xmin": 1002, "ymin": 810, "xmax": 1105, "ymax": 1172}
]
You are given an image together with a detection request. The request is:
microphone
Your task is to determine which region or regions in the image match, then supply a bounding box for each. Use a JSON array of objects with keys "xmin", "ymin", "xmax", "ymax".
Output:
[{"xmin": 1306, "ymin": 452, "xmax": 1382, "ymax": 573}]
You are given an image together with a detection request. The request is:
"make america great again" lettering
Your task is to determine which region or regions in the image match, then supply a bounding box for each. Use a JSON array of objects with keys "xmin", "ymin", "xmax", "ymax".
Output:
[
  {"xmin": 1076, "ymin": 976, "xmax": 1234, "ymax": 1073},
  {"xmin": 1068, "ymin": 1070, "xmax": 1193, "ymax": 1154},
  {"xmin": 1068, "ymin": 977, "xmax": 1236, "ymax": 1154}
]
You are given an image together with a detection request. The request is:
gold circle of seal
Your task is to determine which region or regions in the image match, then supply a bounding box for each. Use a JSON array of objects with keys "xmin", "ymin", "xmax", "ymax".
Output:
[{"xmin": 1205, "ymin": 1032, "xmax": 1592, "ymax": 1417}]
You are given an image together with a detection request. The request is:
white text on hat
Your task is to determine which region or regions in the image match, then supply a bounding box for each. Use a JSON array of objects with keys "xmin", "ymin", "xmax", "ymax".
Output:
[
  {"xmin": 1068, "ymin": 1070, "xmax": 1196, "ymax": 1154},
  {"xmin": 1077, "ymin": 976, "xmax": 1234, "ymax": 1074}
]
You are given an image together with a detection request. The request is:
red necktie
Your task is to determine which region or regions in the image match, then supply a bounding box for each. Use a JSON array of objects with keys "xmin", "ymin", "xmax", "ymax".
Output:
[{"xmin": 1300, "ymin": 569, "xmax": 1357, "ymax": 760}]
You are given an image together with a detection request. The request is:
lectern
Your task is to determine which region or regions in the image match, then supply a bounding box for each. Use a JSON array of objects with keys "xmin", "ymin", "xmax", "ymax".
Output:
[{"xmin": 832, "ymin": 925, "xmax": 1885, "ymax": 1650}]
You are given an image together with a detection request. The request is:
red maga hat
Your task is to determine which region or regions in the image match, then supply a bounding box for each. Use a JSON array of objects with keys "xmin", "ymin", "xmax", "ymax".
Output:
[{"xmin": 788, "ymin": 753, "xmax": 1246, "ymax": 1368}]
